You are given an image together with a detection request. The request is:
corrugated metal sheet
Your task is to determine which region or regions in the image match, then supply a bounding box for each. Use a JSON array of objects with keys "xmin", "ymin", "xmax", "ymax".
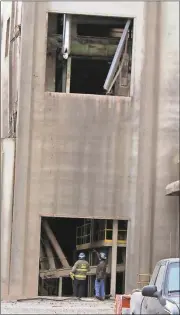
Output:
[{"xmin": 38, "ymin": 93, "xmax": 132, "ymax": 219}]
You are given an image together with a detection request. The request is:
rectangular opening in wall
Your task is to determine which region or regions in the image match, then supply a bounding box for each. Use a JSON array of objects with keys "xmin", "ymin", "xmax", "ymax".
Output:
[
  {"xmin": 5, "ymin": 18, "xmax": 10, "ymax": 57},
  {"xmin": 45, "ymin": 13, "xmax": 134, "ymax": 96},
  {"xmin": 38, "ymin": 217, "xmax": 128, "ymax": 297}
]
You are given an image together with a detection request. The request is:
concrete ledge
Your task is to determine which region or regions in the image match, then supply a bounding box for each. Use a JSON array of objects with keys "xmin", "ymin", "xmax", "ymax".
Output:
[{"xmin": 166, "ymin": 180, "xmax": 180, "ymax": 196}]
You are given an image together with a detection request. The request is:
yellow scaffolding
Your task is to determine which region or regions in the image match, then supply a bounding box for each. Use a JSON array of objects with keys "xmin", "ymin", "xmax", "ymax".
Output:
[{"xmin": 76, "ymin": 220, "xmax": 127, "ymax": 246}]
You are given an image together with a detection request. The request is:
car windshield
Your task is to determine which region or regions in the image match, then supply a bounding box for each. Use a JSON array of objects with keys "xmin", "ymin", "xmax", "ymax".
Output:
[{"xmin": 166, "ymin": 262, "xmax": 180, "ymax": 294}]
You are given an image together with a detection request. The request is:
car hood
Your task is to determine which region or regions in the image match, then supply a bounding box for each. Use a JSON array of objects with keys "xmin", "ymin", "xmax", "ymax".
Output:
[{"xmin": 167, "ymin": 296, "xmax": 180, "ymax": 311}]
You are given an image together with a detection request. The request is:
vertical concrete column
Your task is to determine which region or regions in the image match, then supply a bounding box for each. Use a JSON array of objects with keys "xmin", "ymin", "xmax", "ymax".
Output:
[
  {"xmin": 110, "ymin": 220, "xmax": 118, "ymax": 297},
  {"xmin": 8, "ymin": 2, "xmax": 36, "ymax": 299},
  {"xmin": 23, "ymin": 2, "xmax": 48, "ymax": 297},
  {"xmin": 136, "ymin": 2, "xmax": 161, "ymax": 281},
  {"xmin": 1, "ymin": 139, "xmax": 15, "ymax": 298}
]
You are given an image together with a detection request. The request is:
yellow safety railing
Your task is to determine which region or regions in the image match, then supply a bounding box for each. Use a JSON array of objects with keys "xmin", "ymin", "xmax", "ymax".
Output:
[
  {"xmin": 76, "ymin": 222, "xmax": 92, "ymax": 245},
  {"xmin": 76, "ymin": 221, "xmax": 127, "ymax": 246},
  {"xmin": 105, "ymin": 228, "xmax": 127, "ymax": 245}
]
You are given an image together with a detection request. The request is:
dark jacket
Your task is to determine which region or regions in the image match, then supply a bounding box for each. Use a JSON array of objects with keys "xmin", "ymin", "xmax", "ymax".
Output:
[{"xmin": 96, "ymin": 260, "xmax": 107, "ymax": 280}]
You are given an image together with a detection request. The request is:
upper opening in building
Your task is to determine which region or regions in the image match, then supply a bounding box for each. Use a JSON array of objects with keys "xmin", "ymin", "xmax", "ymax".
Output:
[{"xmin": 46, "ymin": 13, "xmax": 134, "ymax": 96}]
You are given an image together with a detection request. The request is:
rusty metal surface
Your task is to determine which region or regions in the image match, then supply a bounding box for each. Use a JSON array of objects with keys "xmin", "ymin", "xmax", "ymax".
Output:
[{"xmin": 38, "ymin": 93, "xmax": 132, "ymax": 219}]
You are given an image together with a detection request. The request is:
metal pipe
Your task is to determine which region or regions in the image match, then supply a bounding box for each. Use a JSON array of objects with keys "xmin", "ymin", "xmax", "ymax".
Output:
[
  {"xmin": 62, "ymin": 14, "xmax": 71, "ymax": 60},
  {"xmin": 110, "ymin": 220, "xmax": 118, "ymax": 297},
  {"xmin": 107, "ymin": 52, "xmax": 126, "ymax": 94},
  {"xmin": 58, "ymin": 277, "xmax": 63, "ymax": 297},
  {"xmin": 42, "ymin": 220, "xmax": 70, "ymax": 269},
  {"xmin": 103, "ymin": 19, "xmax": 131, "ymax": 91}
]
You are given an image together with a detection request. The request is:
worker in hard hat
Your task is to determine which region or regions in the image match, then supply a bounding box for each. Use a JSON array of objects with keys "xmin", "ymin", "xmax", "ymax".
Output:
[
  {"xmin": 70, "ymin": 252, "xmax": 90, "ymax": 299},
  {"xmin": 93, "ymin": 249, "xmax": 107, "ymax": 301}
]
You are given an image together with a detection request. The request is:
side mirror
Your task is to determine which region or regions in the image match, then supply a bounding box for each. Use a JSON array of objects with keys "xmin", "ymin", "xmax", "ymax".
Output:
[
  {"xmin": 142, "ymin": 285, "xmax": 158, "ymax": 297},
  {"xmin": 142, "ymin": 285, "xmax": 166, "ymax": 307}
]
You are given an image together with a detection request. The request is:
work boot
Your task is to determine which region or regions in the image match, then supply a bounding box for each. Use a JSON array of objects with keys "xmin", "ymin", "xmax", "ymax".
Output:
[{"xmin": 95, "ymin": 296, "xmax": 103, "ymax": 301}]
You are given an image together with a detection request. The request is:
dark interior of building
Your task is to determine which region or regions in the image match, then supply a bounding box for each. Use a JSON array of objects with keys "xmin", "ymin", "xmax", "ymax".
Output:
[
  {"xmin": 46, "ymin": 13, "xmax": 133, "ymax": 96},
  {"xmin": 38, "ymin": 217, "xmax": 127, "ymax": 297}
]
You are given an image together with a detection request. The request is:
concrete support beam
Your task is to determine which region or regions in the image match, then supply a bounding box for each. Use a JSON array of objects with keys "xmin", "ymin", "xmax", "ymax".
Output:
[
  {"xmin": 8, "ymin": 2, "xmax": 36, "ymax": 298},
  {"xmin": 1, "ymin": 139, "xmax": 15, "ymax": 298},
  {"xmin": 136, "ymin": 2, "xmax": 161, "ymax": 279},
  {"xmin": 110, "ymin": 220, "xmax": 118, "ymax": 297}
]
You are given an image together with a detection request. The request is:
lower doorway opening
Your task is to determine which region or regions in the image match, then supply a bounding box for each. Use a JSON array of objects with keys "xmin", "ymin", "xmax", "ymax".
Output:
[{"xmin": 38, "ymin": 217, "xmax": 127, "ymax": 297}]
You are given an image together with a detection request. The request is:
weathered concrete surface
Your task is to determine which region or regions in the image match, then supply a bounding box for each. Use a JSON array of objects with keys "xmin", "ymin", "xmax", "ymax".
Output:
[
  {"xmin": 133, "ymin": 1, "xmax": 161, "ymax": 283},
  {"xmin": 8, "ymin": 1, "xmax": 144, "ymax": 299},
  {"xmin": 1, "ymin": 2, "xmax": 12, "ymax": 137},
  {"xmin": 1, "ymin": 1, "xmax": 179, "ymax": 301},
  {"xmin": 1, "ymin": 1, "xmax": 22, "ymax": 138},
  {"xmin": 1, "ymin": 139, "xmax": 15, "ymax": 298},
  {"xmin": 151, "ymin": 1, "xmax": 179, "ymax": 267},
  {"xmin": 48, "ymin": 1, "xmax": 143, "ymax": 18},
  {"xmin": 8, "ymin": 2, "xmax": 37, "ymax": 299},
  {"xmin": 38, "ymin": 93, "xmax": 132, "ymax": 219},
  {"xmin": 1, "ymin": 299, "xmax": 114, "ymax": 314}
]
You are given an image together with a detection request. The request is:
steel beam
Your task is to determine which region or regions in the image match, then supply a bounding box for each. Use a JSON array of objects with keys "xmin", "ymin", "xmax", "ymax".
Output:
[
  {"xmin": 42, "ymin": 220, "xmax": 70, "ymax": 269},
  {"xmin": 103, "ymin": 19, "xmax": 131, "ymax": 91}
]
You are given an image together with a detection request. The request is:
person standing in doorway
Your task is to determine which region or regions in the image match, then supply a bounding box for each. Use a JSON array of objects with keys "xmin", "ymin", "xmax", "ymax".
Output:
[
  {"xmin": 70, "ymin": 252, "xmax": 90, "ymax": 299},
  {"xmin": 93, "ymin": 249, "xmax": 107, "ymax": 301}
]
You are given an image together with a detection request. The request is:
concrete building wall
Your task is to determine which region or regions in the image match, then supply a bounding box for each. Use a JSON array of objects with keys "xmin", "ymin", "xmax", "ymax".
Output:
[
  {"xmin": 1, "ymin": 139, "xmax": 16, "ymax": 297},
  {"xmin": 1, "ymin": 1, "xmax": 179, "ymax": 300},
  {"xmin": 34, "ymin": 93, "xmax": 132, "ymax": 220},
  {"xmin": 1, "ymin": 2, "xmax": 12, "ymax": 137},
  {"xmin": 1, "ymin": 1, "xmax": 22, "ymax": 138},
  {"xmin": 151, "ymin": 1, "xmax": 179, "ymax": 266}
]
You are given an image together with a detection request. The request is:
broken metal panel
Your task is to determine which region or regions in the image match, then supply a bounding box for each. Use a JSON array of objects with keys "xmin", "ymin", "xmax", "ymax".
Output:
[
  {"xmin": 107, "ymin": 53, "xmax": 126, "ymax": 94},
  {"xmin": 103, "ymin": 19, "xmax": 131, "ymax": 91}
]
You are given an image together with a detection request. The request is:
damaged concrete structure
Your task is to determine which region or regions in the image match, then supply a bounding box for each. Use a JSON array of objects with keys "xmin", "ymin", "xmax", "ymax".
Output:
[{"xmin": 1, "ymin": 1, "xmax": 179, "ymax": 300}]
